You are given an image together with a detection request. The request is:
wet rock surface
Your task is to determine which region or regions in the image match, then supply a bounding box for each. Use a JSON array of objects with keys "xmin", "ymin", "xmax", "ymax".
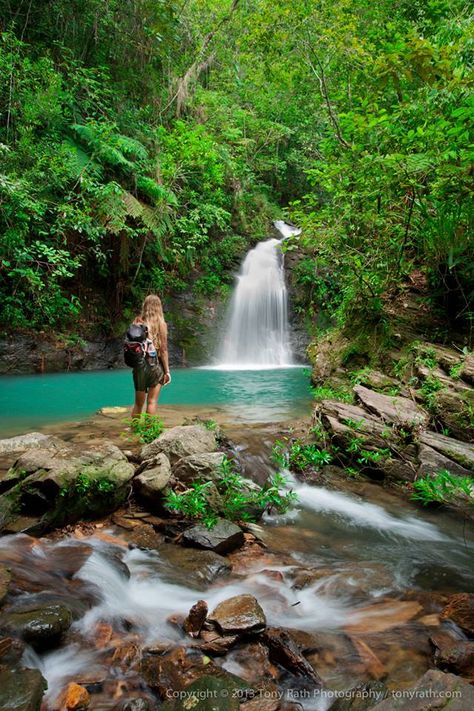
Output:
[
  {"xmin": 0, "ymin": 666, "xmax": 47, "ymax": 711},
  {"xmin": 440, "ymin": 593, "xmax": 474, "ymax": 635},
  {"xmin": 0, "ymin": 600, "xmax": 73, "ymax": 649},
  {"xmin": 133, "ymin": 453, "xmax": 172, "ymax": 503},
  {"xmin": 370, "ymin": 669, "xmax": 474, "ymax": 709},
  {"xmin": 182, "ymin": 518, "xmax": 245, "ymax": 554},
  {"xmin": 173, "ymin": 452, "xmax": 226, "ymax": 482},
  {"xmin": 209, "ymin": 594, "xmax": 266, "ymax": 635}
]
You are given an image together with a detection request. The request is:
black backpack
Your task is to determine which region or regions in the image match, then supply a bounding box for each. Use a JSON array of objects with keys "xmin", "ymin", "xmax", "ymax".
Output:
[{"xmin": 123, "ymin": 323, "xmax": 148, "ymax": 368}]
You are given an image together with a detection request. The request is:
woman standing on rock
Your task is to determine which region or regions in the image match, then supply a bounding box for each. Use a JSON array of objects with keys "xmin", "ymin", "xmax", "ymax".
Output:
[{"xmin": 131, "ymin": 294, "xmax": 171, "ymax": 417}]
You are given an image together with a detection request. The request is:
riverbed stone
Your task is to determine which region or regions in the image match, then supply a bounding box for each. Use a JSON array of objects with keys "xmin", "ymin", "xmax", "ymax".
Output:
[
  {"xmin": 0, "ymin": 440, "xmax": 135, "ymax": 532},
  {"xmin": 354, "ymin": 385, "xmax": 428, "ymax": 427},
  {"xmin": 159, "ymin": 674, "xmax": 245, "ymax": 711},
  {"xmin": 369, "ymin": 669, "xmax": 474, "ymax": 710},
  {"xmin": 134, "ymin": 453, "xmax": 172, "ymax": 503},
  {"xmin": 140, "ymin": 425, "xmax": 217, "ymax": 464},
  {"xmin": 417, "ymin": 444, "xmax": 472, "ymax": 478},
  {"xmin": 151, "ymin": 544, "xmax": 231, "ymax": 588},
  {"xmin": 329, "ymin": 681, "xmax": 388, "ymax": 710},
  {"xmin": 434, "ymin": 640, "xmax": 474, "ymax": 677},
  {"xmin": 209, "ymin": 594, "xmax": 266, "ymax": 635},
  {"xmin": 0, "ymin": 601, "xmax": 73, "ymax": 649},
  {"xmin": 182, "ymin": 519, "xmax": 245, "ymax": 554},
  {"xmin": 440, "ymin": 593, "xmax": 474, "ymax": 635},
  {"xmin": 173, "ymin": 452, "xmax": 226, "ymax": 483},
  {"xmin": 0, "ymin": 666, "xmax": 46, "ymax": 711}
]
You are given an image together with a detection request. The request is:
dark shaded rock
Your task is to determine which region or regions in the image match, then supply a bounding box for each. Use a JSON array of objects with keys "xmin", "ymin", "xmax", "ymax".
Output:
[
  {"xmin": 182, "ymin": 519, "xmax": 245, "ymax": 554},
  {"xmin": 0, "ymin": 666, "xmax": 46, "ymax": 711},
  {"xmin": 329, "ymin": 681, "xmax": 388, "ymax": 710},
  {"xmin": 196, "ymin": 629, "xmax": 239, "ymax": 655},
  {"xmin": 369, "ymin": 669, "xmax": 474, "ymax": 710},
  {"xmin": 434, "ymin": 640, "xmax": 474, "ymax": 677},
  {"xmin": 461, "ymin": 354, "xmax": 474, "ymax": 386},
  {"xmin": 113, "ymin": 700, "xmax": 157, "ymax": 711},
  {"xmin": 173, "ymin": 452, "xmax": 226, "ymax": 483},
  {"xmin": 209, "ymin": 594, "xmax": 266, "ymax": 635},
  {"xmin": 0, "ymin": 601, "xmax": 73, "ymax": 650},
  {"xmin": 354, "ymin": 385, "xmax": 428, "ymax": 427},
  {"xmin": 262, "ymin": 627, "xmax": 322, "ymax": 685},
  {"xmin": 141, "ymin": 425, "xmax": 217, "ymax": 465},
  {"xmin": 133, "ymin": 453, "xmax": 172, "ymax": 503},
  {"xmin": 308, "ymin": 332, "xmax": 350, "ymax": 384},
  {"xmin": 435, "ymin": 388, "xmax": 474, "ymax": 442},
  {"xmin": 0, "ymin": 636, "xmax": 25, "ymax": 663},
  {"xmin": 440, "ymin": 593, "xmax": 474, "ymax": 635},
  {"xmin": 183, "ymin": 600, "xmax": 208, "ymax": 637},
  {"xmin": 419, "ymin": 432, "xmax": 474, "ymax": 471}
]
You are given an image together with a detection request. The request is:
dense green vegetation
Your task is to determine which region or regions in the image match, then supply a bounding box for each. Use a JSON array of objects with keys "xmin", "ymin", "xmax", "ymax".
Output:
[{"xmin": 0, "ymin": 0, "xmax": 472, "ymax": 339}]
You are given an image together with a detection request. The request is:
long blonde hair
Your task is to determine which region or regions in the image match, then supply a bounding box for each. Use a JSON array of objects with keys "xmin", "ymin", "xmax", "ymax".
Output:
[{"xmin": 139, "ymin": 294, "xmax": 165, "ymax": 350}]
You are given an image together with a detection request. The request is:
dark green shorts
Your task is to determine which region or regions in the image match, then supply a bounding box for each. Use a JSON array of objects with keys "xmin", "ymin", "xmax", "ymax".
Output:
[{"xmin": 133, "ymin": 358, "xmax": 165, "ymax": 392}]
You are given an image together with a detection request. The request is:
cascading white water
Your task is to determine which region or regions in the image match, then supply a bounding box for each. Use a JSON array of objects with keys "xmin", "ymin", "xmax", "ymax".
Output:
[{"xmin": 217, "ymin": 221, "xmax": 301, "ymax": 368}]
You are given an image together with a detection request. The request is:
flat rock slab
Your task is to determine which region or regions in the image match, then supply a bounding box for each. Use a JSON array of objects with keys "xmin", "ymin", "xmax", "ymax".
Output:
[
  {"xmin": 354, "ymin": 385, "xmax": 428, "ymax": 427},
  {"xmin": 153, "ymin": 544, "xmax": 231, "ymax": 589},
  {"xmin": 141, "ymin": 425, "xmax": 217, "ymax": 464},
  {"xmin": 419, "ymin": 431, "xmax": 474, "ymax": 471},
  {"xmin": 209, "ymin": 594, "xmax": 266, "ymax": 634},
  {"xmin": 0, "ymin": 666, "xmax": 46, "ymax": 711},
  {"xmin": 182, "ymin": 519, "xmax": 245, "ymax": 554},
  {"xmin": 417, "ymin": 445, "xmax": 472, "ymax": 478},
  {"xmin": 369, "ymin": 669, "xmax": 474, "ymax": 710},
  {"xmin": 0, "ymin": 432, "xmax": 62, "ymax": 455}
]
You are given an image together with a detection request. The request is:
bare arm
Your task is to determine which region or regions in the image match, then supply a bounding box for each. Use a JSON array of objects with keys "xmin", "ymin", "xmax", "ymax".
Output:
[{"xmin": 160, "ymin": 322, "xmax": 171, "ymax": 383}]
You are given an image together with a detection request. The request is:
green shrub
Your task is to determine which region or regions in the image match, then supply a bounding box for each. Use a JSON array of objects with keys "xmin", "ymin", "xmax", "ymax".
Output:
[
  {"xmin": 411, "ymin": 470, "xmax": 474, "ymax": 506},
  {"xmin": 130, "ymin": 414, "xmax": 165, "ymax": 443}
]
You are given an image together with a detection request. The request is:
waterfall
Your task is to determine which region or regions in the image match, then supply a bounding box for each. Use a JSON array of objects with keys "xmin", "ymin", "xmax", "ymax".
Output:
[{"xmin": 217, "ymin": 222, "xmax": 300, "ymax": 369}]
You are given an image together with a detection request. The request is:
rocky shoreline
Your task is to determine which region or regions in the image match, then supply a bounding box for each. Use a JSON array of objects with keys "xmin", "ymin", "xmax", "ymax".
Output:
[{"xmin": 0, "ymin": 400, "xmax": 473, "ymax": 710}]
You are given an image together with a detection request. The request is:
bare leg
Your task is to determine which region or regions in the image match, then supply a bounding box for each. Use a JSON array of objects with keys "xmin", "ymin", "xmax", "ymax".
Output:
[
  {"xmin": 131, "ymin": 391, "xmax": 146, "ymax": 418},
  {"xmin": 146, "ymin": 384, "xmax": 162, "ymax": 415}
]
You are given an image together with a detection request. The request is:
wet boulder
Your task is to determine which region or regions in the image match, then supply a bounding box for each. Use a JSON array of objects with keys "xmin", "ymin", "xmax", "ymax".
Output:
[
  {"xmin": 369, "ymin": 669, "xmax": 474, "ymax": 710},
  {"xmin": 0, "ymin": 601, "xmax": 73, "ymax": 650},
  {"xmin": 173, "ymin": 452, "xmax": 226, "ymax": 483},
  {"xmin": 140, "ymin": 425, "xmax": 217, "ymax": 465},
  {"xmin": 182, "ymin": 519, "xmax": 245, "ymax": 554},
  {"xmin": 134, "ymin": 453, "xmax": 172, "ymax": 503},
  {"xmin": 0, "ymin": 565, "xmax": 11, "ymax": 605},
  {"xmin": 209, "ymin": 594, "xmax": 266, "ymax": 635},
  {"xmin": 329, "ymin": 681, "xmax": 388, "ymax": 710},
  {"xmin": 183, "ymin": 599, "xmax": 208, "ymax": 637},
  {"xmin": 434, "ymin": 640, "xmax": 474, "ymax": 677},
  {"xmin": 0, "ymin": 440, "xmax": 135, "ymax": 532},
  {"xmin": 0, "ymin": 666, "xmax": 46, "ymax": 711},
  {"xmin": 440, "ymin": 593, "xmax": 474, "ymax": 635},
  {"xmin": 148, "ymin": 544, "xmax": 231, "ymax": 589}
]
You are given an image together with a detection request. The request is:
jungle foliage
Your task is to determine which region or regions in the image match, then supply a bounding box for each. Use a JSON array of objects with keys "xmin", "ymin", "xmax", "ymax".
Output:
[{"xmin": 0, "ymin": 0, "xmax": 472, "ymax": 336}]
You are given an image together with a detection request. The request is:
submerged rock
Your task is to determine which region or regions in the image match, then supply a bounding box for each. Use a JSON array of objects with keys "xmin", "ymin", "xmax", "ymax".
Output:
[
  {"xmin": 160, "ymin": 673, "xmax": 245, "ymax": 711},
  {"xmin": 182, "ymin": 519, "xmax": 245, "ymax": 554},
  {"xmin": 434, "ymin": 640, "xmax": 474, "ymax": 677},
  {"xmin": 173, "ymin": 452, "xmax": 226, "ymax": 482},
  {"xmin": 370, "ymin": 669, "xmax": 474, "ymax": 710},
  {"xmin": 209, "ymin": 594, "xmax": 266, "ymax": 635},
  {"xmin": 441, "ymin": 593, "xmax": 474, "ymax": 635},
  {"xmin": 140, "ymin": 425, "xmax": 217, "ymax": 464},
  {"xmin": 329, "ymin": 681, "xmax": 388, "ymax": 710},
  {"xmin": 0, "ymin": 666, "xmax": 46, "ymax": 711},
  {"xmin": 149, "ymin": 544, "xmax": 231, "ymax": 588},
  {"xmin": 262, "ymin": 627, "xmax": 323, "ymax": 684},
  {"xmin": 0, "ymin": 565, "xmax": 11, "ymax": 605}
]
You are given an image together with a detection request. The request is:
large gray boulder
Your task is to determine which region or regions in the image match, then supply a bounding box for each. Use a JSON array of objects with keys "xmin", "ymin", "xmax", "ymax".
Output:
[
  {"xmin": 173, "ymin": 452, "xmax": 226, "ymax": 483},
  {"xmin": 0, "ymin": 432, "xmax": 62, "ymax": 456},
  {"xmin": 140, "ymin": 425, "xmax": 217, "ymax": 464},
  {"xmin": 0, "ymin": 440, "xmax": 135, "ymax": 532}
]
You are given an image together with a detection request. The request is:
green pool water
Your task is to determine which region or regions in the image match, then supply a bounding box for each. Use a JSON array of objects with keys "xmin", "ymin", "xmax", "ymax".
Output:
[{"xmin": 0, "ymin": 367, "xmax": 312, "ymax": 437}]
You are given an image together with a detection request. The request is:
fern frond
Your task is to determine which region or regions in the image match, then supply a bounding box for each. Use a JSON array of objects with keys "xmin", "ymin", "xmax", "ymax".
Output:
[
  {"xmin": 115, "ymin": 135, "xmax": 148, "ymax": 161},
  {"xmin": 136, "ymin": 176, "xmax": 178, "ymax": 206}
]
